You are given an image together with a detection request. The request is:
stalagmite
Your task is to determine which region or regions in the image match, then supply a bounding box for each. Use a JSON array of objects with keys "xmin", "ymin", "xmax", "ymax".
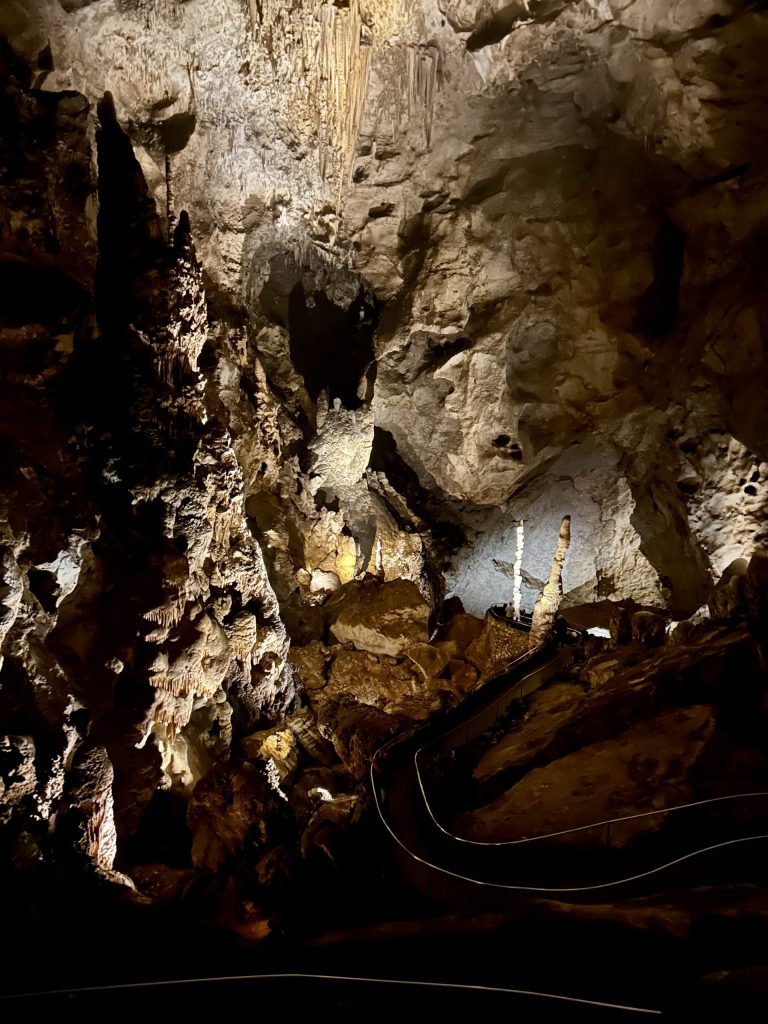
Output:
[
  {"xmin": 530, "ymin": 515, "xmax": 571, "ymax": 645},
  {"xmin": 505, "ymin": 519, "xmax": 525, "ymax": 620}
]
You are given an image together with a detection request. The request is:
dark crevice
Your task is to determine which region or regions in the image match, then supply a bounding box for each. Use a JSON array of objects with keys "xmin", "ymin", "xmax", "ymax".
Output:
[
  {"xmin": 160, "ymin": 111, "xmax": 196, "ymax": 155},
  {"xmin": 369, "ymin": 427, "xmax": 465, "ymax": 554},
  {"xmin": 636, "ymin": 218, "xmax": 686, "ymax": 338},
  {"xmin": 27, "ymin": 569, "xmax": 58, "ymax": 614},
  {"xmin": 287, "ymin": 284, "xmax": 379, "ymax": 408}
]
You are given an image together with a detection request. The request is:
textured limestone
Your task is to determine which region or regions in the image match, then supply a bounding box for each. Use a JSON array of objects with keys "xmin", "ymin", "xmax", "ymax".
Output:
[
  {"xmin": 445, "ymin": 439, "xmax": 709, "ymax": 618},
  {"xmin": 3, "ymin": 0, "xmax": 768, "ymax": 937},
  {"xmin": 3, "ymin": 0, "xmax": 765, "ymax": 623},
  {"xmin": 0, "ymin": 735, "xmax": 37, "ymax": 827},
  {"xmin": 0, "ymin": 47, "xmax": 298, "ymax": 890},
  {"xmin": 406, "ymin": 641, "xmax": 451, "ymax": 682},
  {"xmin": 288, "ymin": 641, "xmax": 331, "ymax": 692},
  {"xmin": 316, "ymin": 697, "xmax": 403, "ymax": 778},
  {"xmin": 55, "ymin": 744, "xmax": 118, "ymax": 871},
  {"xmin": 457, "ymin": 704, "xmax": 718, "ymax": 847},
  {"xmin": 327, "ymin": 577, "xmax": 431, "ymax": 657},
  {"xmin": 464, "ymin": 611, "xmax": 534, "ymax": 677},
  {"xmin": 326, "ymin": 646, "xmax": 435, "ymax": 714},
  {"xmin": 473, "ymin": 625, "xmax": 763, "ymax": 788}
]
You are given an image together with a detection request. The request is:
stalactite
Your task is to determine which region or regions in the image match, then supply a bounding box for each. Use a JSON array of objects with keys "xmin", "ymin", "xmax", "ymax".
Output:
[
  {"xmin": 406, "ymin": 45, "xmax": 439, "ymax": 147},
  {"xmin": 144, "ymin": 597, "xmax": 187, "ymax": 630},
  {"xmin": 316, "ymin": 0, "xmax": 374, "ymax": 196}
]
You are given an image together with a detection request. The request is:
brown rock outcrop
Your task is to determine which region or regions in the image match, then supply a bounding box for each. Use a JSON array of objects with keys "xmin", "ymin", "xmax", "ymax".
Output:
[
  {"xmin": 474, "ymin": 626, "xmax": 762, "ymax": 789},
  {"xmin": 187, "ymin": 760, "xmax": 285, "ymax": 871},
  {"xmin": 458, "ymin": 704, "xmax": 718, "ymax": 847},
  {"xmin": 327, "ymin": 578, "xmax": 431, "ymax": 657}
]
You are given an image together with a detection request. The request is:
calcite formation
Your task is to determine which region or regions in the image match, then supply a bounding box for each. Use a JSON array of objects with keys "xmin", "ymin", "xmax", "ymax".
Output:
[{"xmin": 530, "ymin": 513, "xmax": 571, "ymax": 644}]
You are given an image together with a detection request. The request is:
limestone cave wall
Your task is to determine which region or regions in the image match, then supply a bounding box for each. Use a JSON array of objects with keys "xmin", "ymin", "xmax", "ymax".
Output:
[{"xmin": 2, "ymin": 0, "xmax": 768, "ymax": 972}]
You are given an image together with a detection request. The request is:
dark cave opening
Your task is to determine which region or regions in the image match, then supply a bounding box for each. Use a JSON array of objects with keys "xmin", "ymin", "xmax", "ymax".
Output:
[
  {"xmin": 0, "ymin": 258, "xmax": 86, "ymax": 327},
  {"xmin": 159, "ymin": 111, "xmax": 196, "ymax": 155},
  {"xmin": 636, "ymin": 217, "xmax": 686, "ymax": 337},
  {"xmin": 27, "ymin": 568, "xmax": 58, "ymax": 613},
  {"xmin": 369, "ymin": 426, "xmax": 465, "ymax": 555},
  {"xmin": 287, "ymin": 283, "xmax": 378, "ymax": 409}
]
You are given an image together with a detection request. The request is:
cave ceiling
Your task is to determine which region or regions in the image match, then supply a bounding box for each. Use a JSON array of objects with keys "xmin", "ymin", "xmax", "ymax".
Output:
[{"xmin": 3, "ymin": 2, "xmax": 768, "ymax": 619}]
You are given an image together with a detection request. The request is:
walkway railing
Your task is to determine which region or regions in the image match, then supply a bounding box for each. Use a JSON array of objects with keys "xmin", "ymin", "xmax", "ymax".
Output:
[{"xmin": 371, "ymin": 641, "xmax": 768, "ymax": 898}]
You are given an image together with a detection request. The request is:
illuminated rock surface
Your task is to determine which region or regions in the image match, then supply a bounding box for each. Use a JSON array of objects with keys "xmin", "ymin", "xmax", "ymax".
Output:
[{"xmin": 1, "ymin": 0, "xmax": 768, "ymax": 1000}]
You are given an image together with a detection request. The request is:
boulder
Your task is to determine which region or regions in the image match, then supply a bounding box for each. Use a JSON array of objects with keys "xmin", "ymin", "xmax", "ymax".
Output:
[
  {"xmin": 187, "ymin": 761, "xmax": 284, "ymax": 871},
  {"xmin": 405, "ymin": 642, "xmax": 451, "ymax": 682},
  {"xmin": 457, "ymin": 705, "xmax": 718, "ymax": 847},
  {"xmin": 630, "ymin": 610, "xmax": 667, "ymax": 646},
  {"xmin": 610, "ymin": 606, "xmax": 633, "ymax": 645},
  {"xmin": 315, "ymin": 697, "xmax": 402, "ymax": 778},
  {"xmin": 444, "ymin": 658, "xmax": 480, "ymax": 695},
  {"xmin": 434, "ymin": 612, "xmax": 485, "ymax": 658},
  {"xmin": 322, "ymin": 647, "xmax": 425, "ymax": 716},
  {"xmin": 327, "ymin": 578, "xmax": 430, "ymax": 657},
  {"xmin": 241, "ymin": 727, "xmax": 301, "ymax": 782},
  {"xmin": 288, "ymin": 640, "xmax": 329, "ymax": 691}
]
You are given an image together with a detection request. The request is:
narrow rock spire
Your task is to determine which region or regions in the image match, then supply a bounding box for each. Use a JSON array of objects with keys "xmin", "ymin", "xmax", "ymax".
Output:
[{"xmin": 530, "ymin": 515, "xmax": 571, "ymax": 644}]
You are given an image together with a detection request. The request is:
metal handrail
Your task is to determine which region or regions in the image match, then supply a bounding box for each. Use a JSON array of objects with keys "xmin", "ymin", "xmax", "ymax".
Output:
[
  {"xmin": 413, "ymin": 656, "xmax": 768, "ymax": 846},
  {"xmin": 370, "ymin": 645, "xmax": 768, "ymax": 895},
  {"xmin": 0, "ymin": 972, "xmax": 661, "ymax": 1015}
]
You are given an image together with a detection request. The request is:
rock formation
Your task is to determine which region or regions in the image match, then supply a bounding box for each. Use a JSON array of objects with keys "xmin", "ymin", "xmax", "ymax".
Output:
[
  {"xmin": 2, "ymin": 0, "xmax": 768, "ymax": 1002},
  {"xmin": 530, "ymin": 513, "xmax": 571, "ymax": 643}
]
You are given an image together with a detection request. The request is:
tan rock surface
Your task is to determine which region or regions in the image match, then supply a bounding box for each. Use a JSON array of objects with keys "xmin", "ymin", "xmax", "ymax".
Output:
[
  {"xmin": 405, "ymin": 641, "xmax": 451, "ymax": 682},
  {"xmin": 288, "ymin": 641, "xmax": 330, "ymax": 691},
  {"xmin": 474, "ymin": 626, "xmax": 762, "ymax": 787},
  {"xmin": 458, "ymin": 705, "xmax": 718, "ymax": 847},
  {"xmin": 3, "ymin": 0, "xmax": 768, "ymax": 927},
  {"xmin": 0, "ymin": 0, "xmax": 762, "ymax": 628},
  {"xmin": 322, "ymin": 647, "xmax": 427, "ymax": 716},
  {"xmin": 328, "ymin": 578, "xmax": 431, "ymax": 657}
]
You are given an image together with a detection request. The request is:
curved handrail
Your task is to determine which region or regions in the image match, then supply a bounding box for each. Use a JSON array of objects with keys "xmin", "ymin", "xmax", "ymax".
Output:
[
  {"xmin": 414, "ymin": 654, "xmax": 768, "ymax": 846},
  {"xmin": 418, "ymin": 769, "xmax": 768, "ymax": 847},
  {"xmin": 371, "ymin": 645, "xmax": 768, "ymax": 895},
  {"xmin": 0, "ymin": 972, "xmax": 661, "ymax": 1015},
  {"xmin": 371, "ymin": 764, "xmax": 768, "ymax": 894}
]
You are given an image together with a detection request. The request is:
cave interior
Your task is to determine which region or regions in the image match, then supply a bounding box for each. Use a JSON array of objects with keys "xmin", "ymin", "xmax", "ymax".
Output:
[{"xmin": 2, "ymin": 0, "xmax": 768, "ymax": 1018}]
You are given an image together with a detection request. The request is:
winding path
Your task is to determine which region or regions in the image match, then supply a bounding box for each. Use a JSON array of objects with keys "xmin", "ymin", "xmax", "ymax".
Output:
[{"xmin": 371, "ymin": 638, "xmax": 768, "ymax": 906}]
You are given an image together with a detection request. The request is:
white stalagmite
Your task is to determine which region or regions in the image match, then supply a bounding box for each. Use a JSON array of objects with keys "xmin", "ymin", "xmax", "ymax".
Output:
[
  {"xmin": 513, "ymin": 519, "xmax": 524, "ymax": 619},
  {"xmin": 530, "ymin": 515, "xmax": 571, "ymax": 645},
  {"xmin": 504, "ymin": 518, "xmax": 525, "ymax": 620}
]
